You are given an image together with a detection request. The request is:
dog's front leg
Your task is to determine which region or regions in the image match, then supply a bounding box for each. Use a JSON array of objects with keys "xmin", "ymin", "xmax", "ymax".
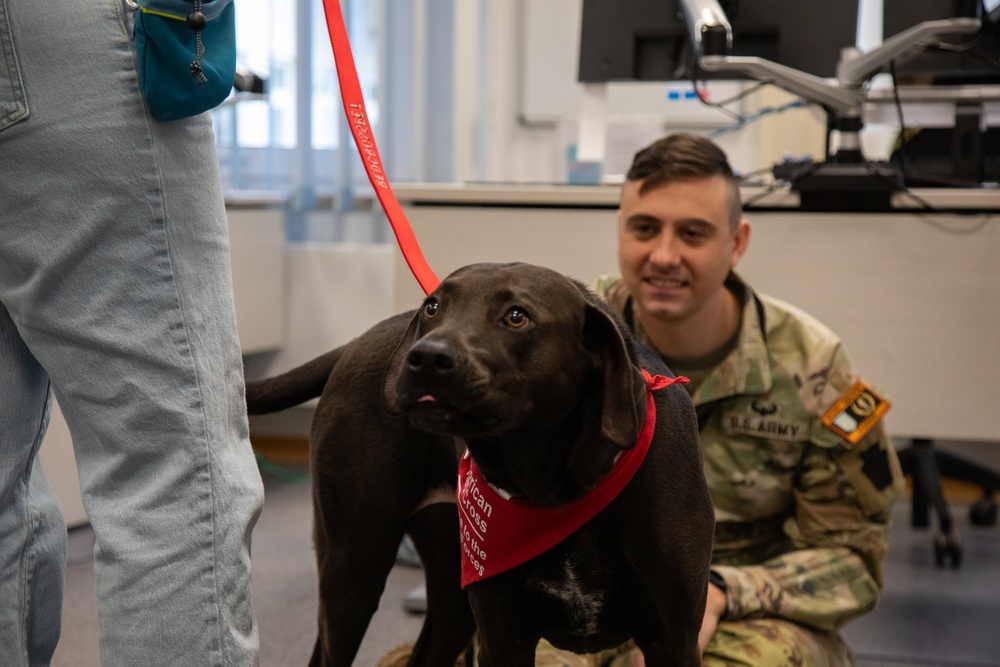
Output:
[
  {"xmin": 406, "ymin": 502, "xmax": 476, "ymax": 666},
  {"xmin": 624, "ymin": 575, "xmax": 705, "ymax": 667},
  {"xmin": 633, "ymin": 639, "xmax": 702, "ymax": 667},
  {"xmin": 468, "ymin": 584, "xmax": 543, "ymax": 667},
  {"xmin": 475, "ymin": 632, "xmax": 539, "ymax": 667},
  {"xmin": 621, "ymin": 573, "xmax": 705, "ymax": 667}
]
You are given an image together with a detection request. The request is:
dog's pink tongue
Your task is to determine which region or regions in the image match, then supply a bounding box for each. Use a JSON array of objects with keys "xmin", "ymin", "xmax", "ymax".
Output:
[{"xmin": 417, "ymin": 395, "xmax": 436, "ymax": 403}]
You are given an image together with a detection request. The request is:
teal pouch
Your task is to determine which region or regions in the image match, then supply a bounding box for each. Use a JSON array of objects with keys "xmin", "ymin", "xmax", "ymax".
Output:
[{"xmin": 131, "ymin": 0, "xmax": 236, "ymax": 121}]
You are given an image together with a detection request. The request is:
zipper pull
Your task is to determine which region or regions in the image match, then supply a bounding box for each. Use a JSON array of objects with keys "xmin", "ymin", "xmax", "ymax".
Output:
[{"xmin": 187, "ymin": 1, "xmax": 208, "ymax": 84}]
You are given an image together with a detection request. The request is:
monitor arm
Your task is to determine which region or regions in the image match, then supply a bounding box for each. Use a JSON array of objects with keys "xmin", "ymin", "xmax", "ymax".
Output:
[
  {"xmin": 678, "ymin": 0, "xmax": 981, "ymax": 160},
  {"xmin": 679, "ymin": 0, "xmax": 733, "ymax": 60}
]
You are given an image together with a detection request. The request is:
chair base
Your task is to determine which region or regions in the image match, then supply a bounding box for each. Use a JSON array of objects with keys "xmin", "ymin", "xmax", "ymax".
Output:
[{"xmin": 896, "ymin": 438, "xmax": 1000, "ymax": 568}]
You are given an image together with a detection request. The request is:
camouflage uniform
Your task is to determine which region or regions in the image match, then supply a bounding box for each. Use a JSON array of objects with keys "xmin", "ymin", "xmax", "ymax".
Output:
[{"xmin": 580, "ymin": 272, "xmax": 905, "ymax": 666}]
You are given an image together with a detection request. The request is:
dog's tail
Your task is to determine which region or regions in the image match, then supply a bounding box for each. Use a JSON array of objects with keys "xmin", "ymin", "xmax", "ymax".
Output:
[{"xmin": 245, "ymin": 348, "xmax": 344, "ymax": 414}]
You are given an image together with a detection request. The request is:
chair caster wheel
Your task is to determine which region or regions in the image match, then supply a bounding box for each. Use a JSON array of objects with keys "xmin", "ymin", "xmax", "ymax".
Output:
[
  {"xmin": 933, "ymin": 532, "xmax": 962, "ymax": 568},
  {"xmin": 969, "ymin": 498, "xmax": 997, "ymax": 527}
]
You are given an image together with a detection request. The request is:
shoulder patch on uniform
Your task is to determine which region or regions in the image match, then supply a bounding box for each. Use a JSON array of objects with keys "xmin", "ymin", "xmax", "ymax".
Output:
[{"xmin": 820, "ymin": 379, "xmax": 891, "ymax": 446}]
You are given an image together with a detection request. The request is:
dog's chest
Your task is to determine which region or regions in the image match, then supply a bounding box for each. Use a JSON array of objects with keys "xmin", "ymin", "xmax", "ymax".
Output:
[{"xmin": 526, "ymin": 557, "xmax": 610, "ymax": 636}]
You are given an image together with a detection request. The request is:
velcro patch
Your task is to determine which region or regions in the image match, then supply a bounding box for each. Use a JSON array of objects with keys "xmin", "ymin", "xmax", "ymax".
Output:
[
  {"xmin": 861, "ymin": 443, "xmax": 894, "ymax": 490},
  {"xmin": 821, "ymin": 379, "xmax": 891, "ymax": 446}
]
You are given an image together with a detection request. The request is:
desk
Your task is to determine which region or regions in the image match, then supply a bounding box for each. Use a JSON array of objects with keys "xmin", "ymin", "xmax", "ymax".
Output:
[{"xmin": 394, "ymin": 184, "xmax": 1000, "ymax": 442}]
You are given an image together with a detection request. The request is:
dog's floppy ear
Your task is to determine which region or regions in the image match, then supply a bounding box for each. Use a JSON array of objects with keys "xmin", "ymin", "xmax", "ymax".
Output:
[
  {"xmin": 381, "ymin": 310, "xmax": 421, "ymax": 415},
  {"xmin": 583, "ymin": 300, "xmax": 646, "ymax": 450}
]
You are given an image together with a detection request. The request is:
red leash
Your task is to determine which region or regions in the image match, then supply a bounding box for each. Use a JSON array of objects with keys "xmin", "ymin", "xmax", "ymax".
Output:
[{"xmin": 320, "ymin": 0, "xmax": 440, "ymax": 295}]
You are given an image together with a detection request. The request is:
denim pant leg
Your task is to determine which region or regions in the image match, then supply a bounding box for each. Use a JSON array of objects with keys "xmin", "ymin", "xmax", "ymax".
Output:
[
  {"xmin": 0, "ymin": 306, "xmax": 68, "ymax": 667},
  {"xmin": 0, "ymin": 0, "xmax": 265, "ymax": 665}
]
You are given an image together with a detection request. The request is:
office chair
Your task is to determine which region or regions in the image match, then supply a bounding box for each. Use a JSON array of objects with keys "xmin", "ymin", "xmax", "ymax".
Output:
[{"xmin": 896, "ymin": 438, "xmax": 1000, "ymax": 568}]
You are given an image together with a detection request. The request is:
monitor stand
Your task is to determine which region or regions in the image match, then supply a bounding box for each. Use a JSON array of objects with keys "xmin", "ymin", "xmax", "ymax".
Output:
[{"xmin": 791, "ymin": 161, "xmax": 904, "ymax": 212}]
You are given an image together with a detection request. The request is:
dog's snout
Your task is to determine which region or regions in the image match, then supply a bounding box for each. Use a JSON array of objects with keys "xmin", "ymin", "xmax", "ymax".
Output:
[{"xmin": 406, "ymin": 339, "xmax": 456, "ymax": 374}]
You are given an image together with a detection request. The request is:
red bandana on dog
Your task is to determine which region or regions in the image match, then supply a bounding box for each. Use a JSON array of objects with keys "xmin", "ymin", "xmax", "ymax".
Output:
[{"xmin": 457, "ymin": 370, "xmax": 689, "ymax": 588}]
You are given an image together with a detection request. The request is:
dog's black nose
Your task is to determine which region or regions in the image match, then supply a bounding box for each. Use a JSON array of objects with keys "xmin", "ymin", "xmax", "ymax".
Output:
[{"xmin": 406, "ymin": 339, "xmax": 455, "ymax": 374}]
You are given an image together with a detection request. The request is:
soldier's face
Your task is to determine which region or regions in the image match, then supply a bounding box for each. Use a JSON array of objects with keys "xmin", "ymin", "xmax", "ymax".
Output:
[{"xmin": 617, "ymin": 175, "xmax": 749, "ymax": 326}]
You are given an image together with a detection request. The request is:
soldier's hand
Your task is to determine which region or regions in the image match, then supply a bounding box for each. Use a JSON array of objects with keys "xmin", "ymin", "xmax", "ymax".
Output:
[{"xmin": 698, "ymin": 582, "xmax": 728, "ymax": 654}]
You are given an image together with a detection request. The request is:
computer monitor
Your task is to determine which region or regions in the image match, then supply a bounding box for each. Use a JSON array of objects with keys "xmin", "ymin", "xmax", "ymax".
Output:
[
  {"xmin": 577, "ymin": 0, "xmax": 860, "ymax": 83},
  {"xmin": 883, "ymin": 0, "xmax": 1000, "ymax": 85}
]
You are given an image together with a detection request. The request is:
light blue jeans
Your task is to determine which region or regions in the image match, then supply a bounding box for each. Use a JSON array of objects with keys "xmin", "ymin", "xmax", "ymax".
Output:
[{"xmin": 0, "ymin": 0, "xmax": 265, "ymax": 665}]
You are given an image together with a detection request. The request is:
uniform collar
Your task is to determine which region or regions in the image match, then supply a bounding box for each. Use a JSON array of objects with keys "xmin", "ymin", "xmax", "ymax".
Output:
[
  {"xmin": 688, "ymin": 273, "xmax": 772, "ymax": 406},
  {"xmin": 607, "ymin": 272, "xmax": 772, "ymax": 406}
]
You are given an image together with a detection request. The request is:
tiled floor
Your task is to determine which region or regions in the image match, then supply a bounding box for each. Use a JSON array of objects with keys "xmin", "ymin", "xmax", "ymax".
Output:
[{"xmin": 55, "ymin": 467, "xmax": 1000, "ymax": 666}]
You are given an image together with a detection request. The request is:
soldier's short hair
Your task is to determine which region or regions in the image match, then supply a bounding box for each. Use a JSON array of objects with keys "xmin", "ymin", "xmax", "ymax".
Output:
[{"xmin": 626, "ymin": 133, "xmax": 742, "ymax": 230}]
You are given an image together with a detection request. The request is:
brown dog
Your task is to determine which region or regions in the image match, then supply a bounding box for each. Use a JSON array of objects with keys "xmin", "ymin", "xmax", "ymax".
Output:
[{"xmin": 246, "ymin": 262, "xmax": 714, "ymax": 666}]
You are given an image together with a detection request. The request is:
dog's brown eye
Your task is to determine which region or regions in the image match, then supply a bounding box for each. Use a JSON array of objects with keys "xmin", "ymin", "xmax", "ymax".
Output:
[
  {"xmin": 423, "ymin": 300, "xmax": 440, "ymax": 319},
  {"xmin": 504, "ymin": 307, "xmax": 529, "ymax": 328}
]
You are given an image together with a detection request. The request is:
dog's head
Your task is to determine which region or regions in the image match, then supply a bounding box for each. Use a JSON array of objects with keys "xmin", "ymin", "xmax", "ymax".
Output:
[{"xmin": 382, "ymin": 263, "xmax": 647, "ymax": 495}]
